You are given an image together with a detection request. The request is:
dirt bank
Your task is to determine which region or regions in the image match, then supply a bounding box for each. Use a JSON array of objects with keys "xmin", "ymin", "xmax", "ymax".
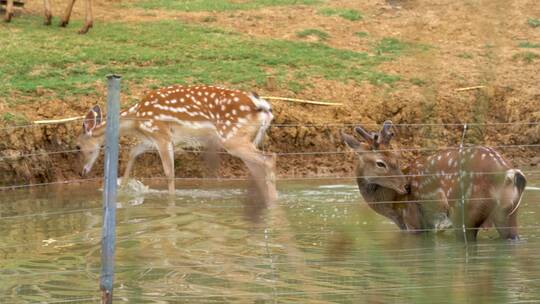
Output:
[
  {"xmin": 1, "ymin": 81, "xmax": 538, "ymax": 189},
  {"xmin": 1, "ymin": 0, "xmax": 539, "ymax": 188}
]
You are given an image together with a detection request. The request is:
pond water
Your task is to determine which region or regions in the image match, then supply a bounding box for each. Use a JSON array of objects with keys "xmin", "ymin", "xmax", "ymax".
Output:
[{"xmin": 1, "ymin": 178, "xmax": 539, "ymax": 303}]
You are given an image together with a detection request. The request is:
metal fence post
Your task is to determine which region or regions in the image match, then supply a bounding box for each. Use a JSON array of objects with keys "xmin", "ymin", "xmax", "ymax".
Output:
[
  {"xmin": 458, "ymin": 123, "xmax": 468, "ymax": 246},
  {"xmin": 100, "ymin": 74, "xmax": 121, "ymax": 304}
]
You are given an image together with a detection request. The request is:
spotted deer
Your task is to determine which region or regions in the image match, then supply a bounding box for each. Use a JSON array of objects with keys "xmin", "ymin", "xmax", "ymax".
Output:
[
  {"xmin": 342, "ymin": 121, "xmax": 527, "ymax": 241},
  {"xmin": 76, "ymin": 85, "xmax": 277, "ymax": 203},
  {"xmin": 4, "ymin": 0, "xmax": 93, "ymax": 34}
]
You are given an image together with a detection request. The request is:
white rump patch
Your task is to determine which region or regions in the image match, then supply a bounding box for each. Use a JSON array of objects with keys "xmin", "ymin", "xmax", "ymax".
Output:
[
  {"xmin": 249, "ymin": 94, "xmax": 271, "ymax": 112},
  {"xmin": 253, "ymin": 111, "xmax": 274, "ymax": 146}
]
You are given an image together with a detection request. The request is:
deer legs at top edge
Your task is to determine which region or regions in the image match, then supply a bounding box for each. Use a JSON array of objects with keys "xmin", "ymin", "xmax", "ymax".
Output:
[
  {"xmin": 42, "ymin": 0, "xmax": 52, "ymax": 25},
  {"xmin": 4, "ymin": 0, "xmax": 14, "ymax": 22}
]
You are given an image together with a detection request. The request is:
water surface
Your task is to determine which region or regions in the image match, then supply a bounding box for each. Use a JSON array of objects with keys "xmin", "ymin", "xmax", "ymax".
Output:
[{"xmin": 1, "ymin": 179, "xmax": 539, "ymax": 303}]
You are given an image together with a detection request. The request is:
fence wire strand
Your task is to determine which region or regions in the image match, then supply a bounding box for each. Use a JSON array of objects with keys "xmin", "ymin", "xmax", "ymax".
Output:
[
  {"xmin": 1, "ymin": 170, "xmax": 539, "ymax": 191},
  {"xmin": 2, "ymin": 117, "xmax": 540, "ymax": 131},
  {"xmin": 2, "ymin": 143, "xmax": 539, "ymax": 162}
]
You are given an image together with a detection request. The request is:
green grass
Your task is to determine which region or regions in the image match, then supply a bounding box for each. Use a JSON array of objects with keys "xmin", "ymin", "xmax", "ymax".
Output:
[
  {"xmin": 0, "ymin": 17, "xmax": 413, "ymax": 103},
  {"xmin": 296, "ymin": 28, "xmax": 330, "ymax": 40},
  {"xmin": 318, "ymin": 8, "xmax": 363, "ymax": 21},
  {"xmin": 133, "ymin": 0, "xmax": 321, "ymax": 11},
  {"xmin": 457, "ymin": 52, "xmax": 473, "ymax": 59},
  {"xmin": 518, "ymin": 41, "xmax": 540, "ymax": 48},
  {"xmin": 512, "ymin": 51, "xmax": 539, "ymax": 63},
  {"xmin": 410, "ymin": 78, "xmax": 426, "ymax": 86},
  {"xmin": 354, "ymin": 31, "xmax": 369, "ymax": 38},
  {"xmin": 373, "ymin": 37, "xmax": 429, "ymax": 58},
  {"xmin": 528, "ymin": 18, "xmax": 540, "ymax": 28},
  {"xmin": 1, "ymin": 112, "xmax": 29, "ymax": 125}
]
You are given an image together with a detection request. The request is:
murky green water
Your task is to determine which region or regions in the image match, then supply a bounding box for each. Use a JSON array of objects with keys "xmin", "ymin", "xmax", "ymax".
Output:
[{"xmin": 1, "ymin": 179, "xmax": 539, "ymax": 303}]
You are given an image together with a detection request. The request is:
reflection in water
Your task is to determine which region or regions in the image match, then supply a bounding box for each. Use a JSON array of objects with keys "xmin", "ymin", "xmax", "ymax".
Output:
[{"xmin": 0, "ymin": 180, "xmax": 539, "ymax": 302}]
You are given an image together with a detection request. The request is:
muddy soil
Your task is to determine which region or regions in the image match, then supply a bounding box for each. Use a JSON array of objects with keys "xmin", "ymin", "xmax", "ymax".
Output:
[{"xmin": 1, "ymin": 0, "xmax": 539, "ymax": 188}]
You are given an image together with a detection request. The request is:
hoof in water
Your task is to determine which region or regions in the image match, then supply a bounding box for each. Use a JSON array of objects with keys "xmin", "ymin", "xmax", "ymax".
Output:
[{"xmin": 434, "ymin": 213, "xmax": 453, "ymax": 232}]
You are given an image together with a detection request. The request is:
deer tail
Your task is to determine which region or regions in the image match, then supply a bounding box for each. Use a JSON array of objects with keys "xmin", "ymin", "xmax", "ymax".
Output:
[{"xmin": 507, "ymin": 169, "xmax": 527, "ymax": 216}]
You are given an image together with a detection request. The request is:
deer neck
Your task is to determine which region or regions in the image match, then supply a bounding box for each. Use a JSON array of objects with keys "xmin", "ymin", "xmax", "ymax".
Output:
[
  {"xmin": 355, "ymin": 167, "xmax": 398, "ymax": 204},
  {"xmin": 87, "ymin": 118, "xmax": 134, "ymax": 141}
]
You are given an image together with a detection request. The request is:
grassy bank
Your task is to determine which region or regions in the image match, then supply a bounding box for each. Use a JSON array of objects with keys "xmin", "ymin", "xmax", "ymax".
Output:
[
  {"xmin": 132, "ymin": 0, "xmax": 321, "ymax": 11},
  {"xmin": 0, "ymin": 16, "xmax": 420, "ymax": 108}
]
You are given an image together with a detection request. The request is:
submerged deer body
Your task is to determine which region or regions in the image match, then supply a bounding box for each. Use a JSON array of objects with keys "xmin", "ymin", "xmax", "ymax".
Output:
[
  {"xmin": 342, "ymin": 121, "xmax": 526, "ymax": 241},
  {"xmin": 408, "ymin": 146, "xmax": 526, "ymax": 240},
  {"xmin": 4, "ymin": 0, "xmax": 93, "ymax": 34},
  {"xmin": 76, "ymin": 85, "xmax": 277, "ymax": 203}
]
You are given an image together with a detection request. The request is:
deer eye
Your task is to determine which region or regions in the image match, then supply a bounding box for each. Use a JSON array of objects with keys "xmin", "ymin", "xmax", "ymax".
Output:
[{"xmin": 375, "ymin": 160, "xmax": 387, "ymax": 169}]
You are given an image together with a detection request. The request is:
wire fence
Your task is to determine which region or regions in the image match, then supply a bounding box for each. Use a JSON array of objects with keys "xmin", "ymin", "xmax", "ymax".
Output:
[
  {"xmin": 4, "ymin": 116, "xmax": 540, "ymax": 130},
  {"xmin": 1, "ymin": 118, "xmax": 539, "ymax": 302},
  {"xmin": 1, "ymin": 119, "xmax": 538, "ymax": 188}
]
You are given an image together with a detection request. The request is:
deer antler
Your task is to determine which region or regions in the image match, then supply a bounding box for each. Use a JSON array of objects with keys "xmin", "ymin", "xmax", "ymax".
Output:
[
  {"xmin": 377, "ymin": 120, "xmax": 395, "ymax": 145},
  {"xmin": 355, "ymin": 121, "xmax": 395, "ymax": 149},
  {"xmin": 355, "ymin": 125, "xmax": 376, "ymax": 145}
]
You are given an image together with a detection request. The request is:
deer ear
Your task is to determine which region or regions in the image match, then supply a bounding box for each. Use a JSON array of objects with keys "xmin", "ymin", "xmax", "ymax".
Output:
[
  {"xmin": 93, "ymin": 105, "xmax": 102, "ymax": 125},
  {"xmin": 83, "ymin": 105, "xmax": 102, "ymax": 135}
]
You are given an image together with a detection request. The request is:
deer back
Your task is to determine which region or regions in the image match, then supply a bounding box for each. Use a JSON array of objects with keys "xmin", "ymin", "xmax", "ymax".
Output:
[{"xmin": 120, "ymin": 85, "xmax": 273, "ymax": 145}]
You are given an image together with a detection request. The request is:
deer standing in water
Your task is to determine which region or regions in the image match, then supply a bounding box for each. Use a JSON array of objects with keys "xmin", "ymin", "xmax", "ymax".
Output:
[
  {"xmin": 342, "ymin": 121, "xmax": 526, "ymax": 241},
  {"xmin": 4, "ymin": 0, "xmax": 93, "ymax": 34},
  {"xmin": 76, "ymin": 85, "xmax": 277, "ymax": 204}
]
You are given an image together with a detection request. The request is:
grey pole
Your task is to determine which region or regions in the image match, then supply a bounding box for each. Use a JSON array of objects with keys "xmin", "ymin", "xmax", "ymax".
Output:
[{"xmin": 100, "ymin": 74, "xmax": 121, "ymax": 304}]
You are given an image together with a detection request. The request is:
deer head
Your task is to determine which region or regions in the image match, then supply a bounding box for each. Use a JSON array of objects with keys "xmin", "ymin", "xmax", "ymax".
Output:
[
  {"xmin": 76, "ymin": 105, "xmax": 103, "ymax": 176},
  {"xmin": 342, "ymin": 121, "xmax": 408, "ymax": 195}
]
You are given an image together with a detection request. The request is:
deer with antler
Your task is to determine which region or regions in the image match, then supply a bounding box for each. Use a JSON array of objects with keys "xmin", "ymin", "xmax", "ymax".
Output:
[
  {"xmin": 342, "ymin": 121, "xmax": 526, "ymax": 241},
  {"xmin": 4, "ymin": 0, "xmax": 93, "ymax": 34},
  {"xmin": 76, "ymin": 85, "xmax": 277, "ymax": 204}
]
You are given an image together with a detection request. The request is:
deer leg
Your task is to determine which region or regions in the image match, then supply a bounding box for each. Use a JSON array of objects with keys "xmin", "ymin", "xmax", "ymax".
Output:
[
  {"xmin": 78, "ymin": 0, "xmax": 93, "ymax": 34},
  {"xmin": 156, "ymin": 141, "xmax": 175, "ymax": 194},
  {"xmin": 4, "ymin": 0, "xmax": 13, "ymax": 22},
  {"xmin": 59, "ymin": 0, "xmax": 76, "ymax": 27},
  {"xmin": 121, "ymin": 142, "xmax": 152, "ymax": 185},
  {"xmin": 43, "ymin": 0, "xmax": 52, "ymax": 25},
  {"xmin": 223, "ymin": 139, "xmax": 277, "ymax": 206},
  {"xmin": 433, "ymin": 190, "xmax": 452, "ymax": 231},
  {"xmin": 419, "ymin": 189, "xmax": 451, "ymax": 231}
]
